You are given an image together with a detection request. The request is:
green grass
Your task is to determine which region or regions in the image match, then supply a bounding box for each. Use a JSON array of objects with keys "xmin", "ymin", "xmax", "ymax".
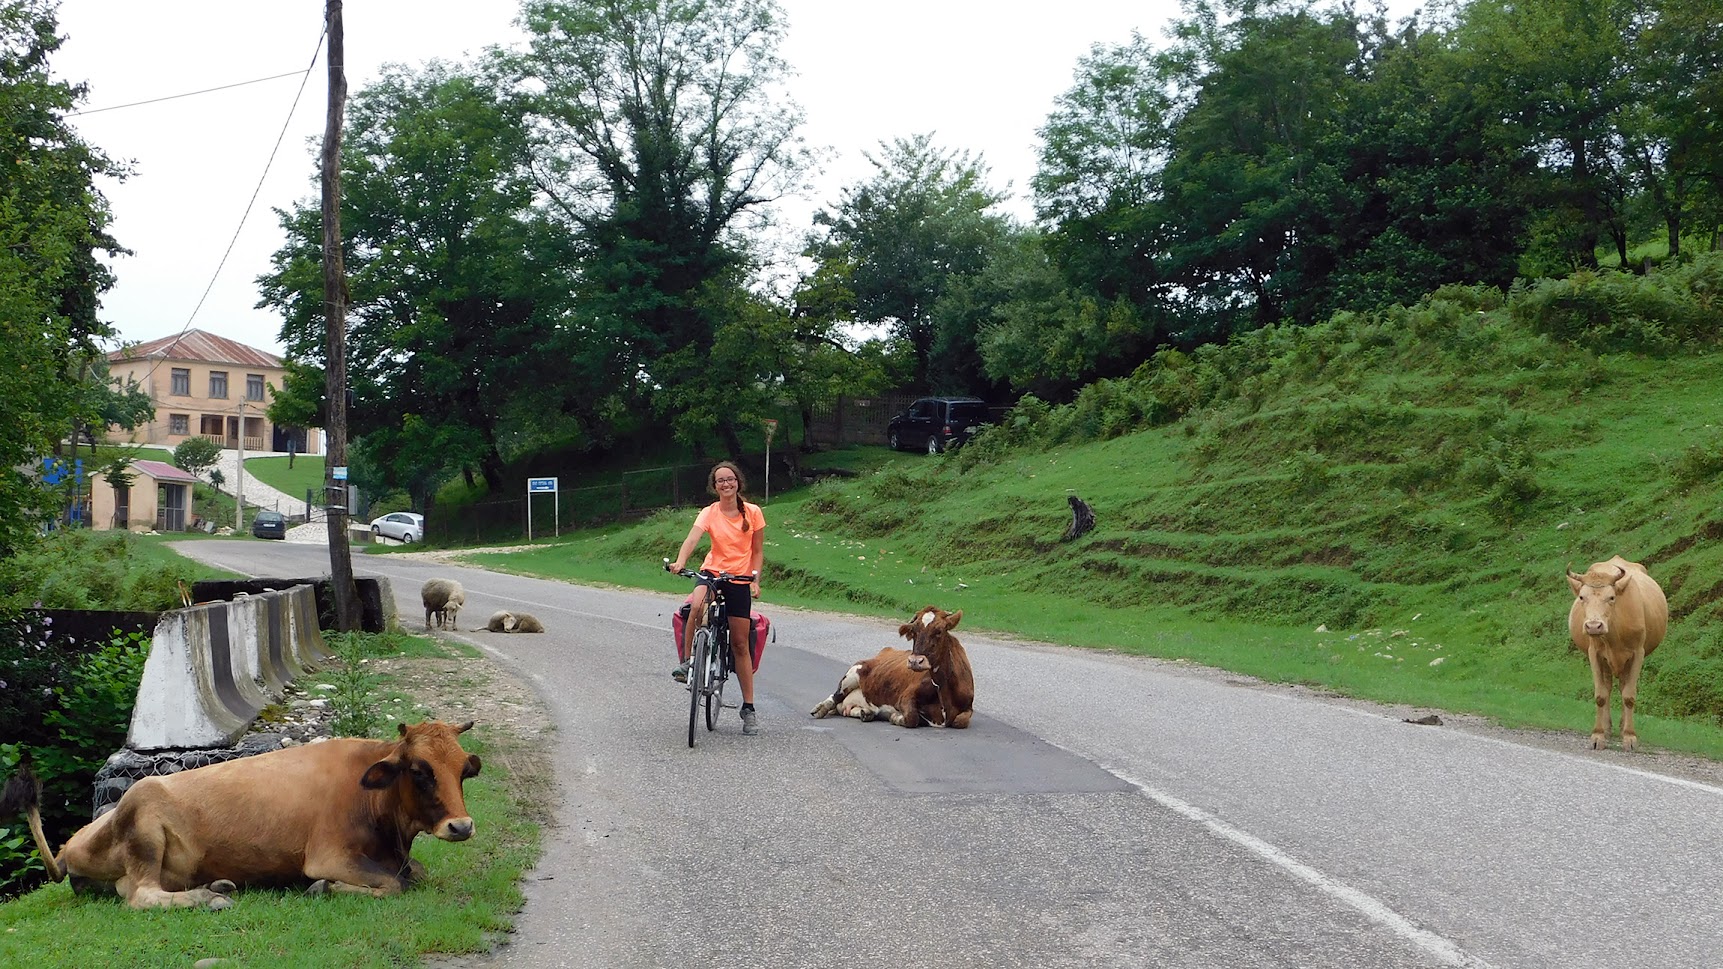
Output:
[
  {"xmin": 0, "ymin": 635, "xmax": 542, "ymax": 968},
  {"xmin": 456, "ymin": 276, "xmax": 1723, "ymax": 761},
  {"xmin": 243, "ymin": 454, "xmax": 326, "ymax": 505}
]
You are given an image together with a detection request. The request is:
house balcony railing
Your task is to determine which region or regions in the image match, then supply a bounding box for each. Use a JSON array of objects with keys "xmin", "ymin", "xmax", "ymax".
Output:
[{"xmin": 197, "ymin": 433, "xmax": 265, "ymax": 452}]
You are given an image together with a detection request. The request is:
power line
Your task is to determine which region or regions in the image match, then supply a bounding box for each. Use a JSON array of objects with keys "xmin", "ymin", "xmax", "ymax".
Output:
[
  {"xmin": 69, "ymin": 71, "xmax": 309, "ymax": 117},
  {"xmin": 131, "ymin": 26, "xmax": 327, "ymax": 388}
]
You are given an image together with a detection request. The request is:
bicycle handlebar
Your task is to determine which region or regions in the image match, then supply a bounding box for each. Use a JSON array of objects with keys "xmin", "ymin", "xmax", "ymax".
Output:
[{"xmin": 663, "ymin": 558, "xmax": 755, "ymax": 583}]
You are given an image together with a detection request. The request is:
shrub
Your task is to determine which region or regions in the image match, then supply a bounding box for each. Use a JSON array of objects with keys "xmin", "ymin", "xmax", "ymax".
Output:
[
  {"xmin": 0, "ymin": 624, "xmax": 149, "ymax": 899},
  {"xmin": 1509, "ymin": 260, "xmax": 1723, "ymax": 353},
  {"xmin": 172, "ymin": 436, "xmax": 222, "ymax": 479},
  {"xmin": 0, "ymin": 530, "xmax": 201, "ymax": 611},
  {"xmin": 1669, "ymin": 431, "xmax": 1723, "ymax": 487}
]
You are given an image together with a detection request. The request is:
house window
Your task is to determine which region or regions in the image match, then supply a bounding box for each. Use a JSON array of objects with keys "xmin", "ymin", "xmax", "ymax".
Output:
[
  {"xmin": 200, "ymin": 414, "xmax": 224, "ymax": 437},
  {"xmin": 209, "ymin": 371, "xmax": 228, "ymax": 399},
  {"xmin": 169, "ymin": 414, "xmax": 190, "ymax": 435},
  {"xmin": 171, "ymin": 368, "xmax": 190, "ymax": 396},
  {"xmin": 246, "ymin": 374, "xmax": 265, "ymax": 401}
]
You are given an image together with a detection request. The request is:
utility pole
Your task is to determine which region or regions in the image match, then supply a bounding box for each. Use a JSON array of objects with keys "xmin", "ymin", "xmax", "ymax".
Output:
[
  {"xmin": 235, "ymin": 399, "xmax": 246, "ymax": 531},
  {"xmin": 321, "ymin": 0, "xmax": 360, "ymax": 631}
]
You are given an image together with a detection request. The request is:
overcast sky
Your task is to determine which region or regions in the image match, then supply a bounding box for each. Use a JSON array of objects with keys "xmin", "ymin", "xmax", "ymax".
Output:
[{"xmin": 51, "ymin": 1, "xmax": 1190, "ymax": 357}]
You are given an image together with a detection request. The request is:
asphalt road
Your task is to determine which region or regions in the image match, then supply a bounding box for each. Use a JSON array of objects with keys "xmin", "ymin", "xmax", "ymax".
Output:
[{"xmin": 173, "ymin": 539, "xmax": 1723, "ymax": 969}]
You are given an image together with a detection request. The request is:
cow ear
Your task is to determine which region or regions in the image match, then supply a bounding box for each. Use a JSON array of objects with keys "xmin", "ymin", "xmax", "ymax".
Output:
[
  {"xmin": 1613, "ymin": 568, "xmax": 1632, "ymax": 593},
  {"xmin": 361, "ymin": 760, "xmax": 402, "ymax": 790},
  {"xmin": 898, "ymin": 623, "xmax": 915, "ymax": 640},
  {"xmin": 463, "ymin": 755, "xmax": 482, "ymax": 779},
  {"xmin": 457, "ymin": 720, "xmax": 476, "ymax": 733},
  {"xmin": 398, "ymin": 721, "xmax": 410, "ymax": 738},
  {"xmin": 945, "ymin": 610, "xmax": 962, "ymax": 629}
]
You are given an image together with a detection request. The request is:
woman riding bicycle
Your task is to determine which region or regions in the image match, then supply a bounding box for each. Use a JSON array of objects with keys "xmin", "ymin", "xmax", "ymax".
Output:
[{"xmin": 669, "ymin": 461, "xmax": 765, "ymax": 735}]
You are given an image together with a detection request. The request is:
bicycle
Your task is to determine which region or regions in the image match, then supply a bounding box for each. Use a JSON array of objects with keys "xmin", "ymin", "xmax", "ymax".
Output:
[{"xmin": 664, "ymin": 561, "xmax": 752, "ymax": 748}]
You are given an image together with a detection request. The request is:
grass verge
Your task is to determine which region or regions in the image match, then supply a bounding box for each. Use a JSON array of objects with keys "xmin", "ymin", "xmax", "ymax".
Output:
[{"xmin": 0, "ymin": 633, "xmax": 546, "ymax": 968}]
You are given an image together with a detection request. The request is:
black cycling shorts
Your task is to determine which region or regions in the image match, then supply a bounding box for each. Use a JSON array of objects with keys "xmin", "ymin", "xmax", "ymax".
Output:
[{"xmin": 702, "ymin": 575, "xmax": 750, "ymax": 620}]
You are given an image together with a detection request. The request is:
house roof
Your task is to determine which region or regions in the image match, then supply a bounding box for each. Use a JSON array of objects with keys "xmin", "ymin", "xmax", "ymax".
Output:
[
  {"xmin": 131, "ymin": 459, "xmax": 201, "ymax": 484},
  {"xmin": 108, "ymin": 329, "xmax": 282, "ymax": 369}
]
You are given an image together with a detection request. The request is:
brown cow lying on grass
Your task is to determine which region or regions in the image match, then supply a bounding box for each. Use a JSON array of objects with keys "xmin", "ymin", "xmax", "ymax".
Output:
[
  {"xmin": 810, "ymin": 605, "xmax": 974, "ymax": 728},
  {"xmin": 1567, "ymin": 556, "xmax": 1668, "ymax": 751},
  {"xmin": 0, "ymin": 720, "xmax": 481, "ymax": 910}
]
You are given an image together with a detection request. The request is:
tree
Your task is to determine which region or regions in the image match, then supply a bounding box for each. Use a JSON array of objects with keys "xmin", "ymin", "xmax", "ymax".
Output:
[
  {"xmin": 171, "ymin": 437, "xmax": 221, "ymax": 480},
  {"xmin": 511, "ymin": 0, "xmax": 811, "ymax": 458},
  {"xmin": 0, "ymin": 0, "xmax": 127, "ymax": 551},
  {"xmin": 808, "ymin": 134, "xmax": 1011, "ymax": 394},
  {"xmin": 974, "ymin": 227, "xmax": 1152, "ymax": 398},
  {"xmin": 1034, "ymin": 32, "xmax": 1177, "ymax": 317},
  {"xmin": 1617, "ymin": 0, "xmax": 1723, "ymax": 259},
  {"xmin": 260, "ymin": 61, "xmax": 581, "ymax": 495},
  {"xmin": 1450, "ymin": 0, "xmax": 1638, "ymax": 270}
]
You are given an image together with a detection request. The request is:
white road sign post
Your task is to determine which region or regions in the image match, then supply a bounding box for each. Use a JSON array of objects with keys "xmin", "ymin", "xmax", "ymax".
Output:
[
  {"xmin": 527, "ymin": 477, "xmax": 559, "ymax": 540},
  {"xmin": 763, "ymin": 419, "xmax": 777, "ymax": 502}
]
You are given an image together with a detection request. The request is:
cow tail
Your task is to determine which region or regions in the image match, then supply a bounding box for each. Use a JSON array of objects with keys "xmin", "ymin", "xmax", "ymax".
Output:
[{"xmin": 1, "ymin": 765, "xmax": 65, "ymax": 882}]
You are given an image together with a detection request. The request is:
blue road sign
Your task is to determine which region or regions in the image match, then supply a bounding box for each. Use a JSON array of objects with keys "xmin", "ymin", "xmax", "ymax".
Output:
[{"xmin": 527, "ymin": 477, "xmax": 558, "ymax": 493}]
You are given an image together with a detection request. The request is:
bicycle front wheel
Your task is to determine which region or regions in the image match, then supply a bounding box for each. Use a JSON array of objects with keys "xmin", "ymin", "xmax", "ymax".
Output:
[
  {"xmin": 705, "ymin": 636, "xmax": 726, "ymax": 732},
  {"xmin": 687, "ymin": 628, "xmax": 713, "ymax": 748}
]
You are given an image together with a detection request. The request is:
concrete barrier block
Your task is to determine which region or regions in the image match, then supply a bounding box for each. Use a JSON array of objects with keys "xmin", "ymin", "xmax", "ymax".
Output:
[{"xmin": 127, "ymin": 585, "xmax": 329, "ymax": 751}]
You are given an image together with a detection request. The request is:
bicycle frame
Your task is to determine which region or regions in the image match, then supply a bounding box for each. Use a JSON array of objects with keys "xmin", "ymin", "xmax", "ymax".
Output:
[{"xmin": 668, "ymin": 564, "xmax": 747, "ymax": 748}]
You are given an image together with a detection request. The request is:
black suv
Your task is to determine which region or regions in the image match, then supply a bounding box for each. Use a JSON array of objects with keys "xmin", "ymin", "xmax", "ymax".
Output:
[{"xmin": 887, "ymin": 396, "xmax": 991, "ymax": 454}]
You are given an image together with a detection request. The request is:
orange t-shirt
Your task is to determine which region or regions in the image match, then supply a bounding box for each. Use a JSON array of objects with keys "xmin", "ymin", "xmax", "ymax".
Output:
[{"xmin": 695, "ymin": 501, "xmax": 765, "ymax": 576}]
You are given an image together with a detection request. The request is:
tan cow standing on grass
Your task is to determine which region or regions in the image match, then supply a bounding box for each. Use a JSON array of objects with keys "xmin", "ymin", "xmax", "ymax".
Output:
[{"xmin": 1567, "ymin": 556, "xmax": 1668, "ymax": 751}]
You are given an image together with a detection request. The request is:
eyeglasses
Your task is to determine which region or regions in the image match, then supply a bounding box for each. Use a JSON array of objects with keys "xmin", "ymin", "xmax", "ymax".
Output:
[{"xmin": 713, "ymin": 476, "xmax": 738, "ymax": 484}]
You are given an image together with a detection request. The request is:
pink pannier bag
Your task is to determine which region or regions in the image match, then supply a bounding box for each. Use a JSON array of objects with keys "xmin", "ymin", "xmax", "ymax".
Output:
[{"xmin": 672, "ymin": 595, "xmax": 771, "ymax": 671}]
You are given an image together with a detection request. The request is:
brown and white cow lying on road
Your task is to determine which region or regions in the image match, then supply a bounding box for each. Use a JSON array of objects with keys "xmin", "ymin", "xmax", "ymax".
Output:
[
  {"xmin": 811, "ymin": 605, "xmax": 974, "ymax": 728},
  {"xmin": 1567, "ymin": 556, "xmax": 1668, "ymax": 751},
  {"xmin": 1, "ymin": 720, "xmax": 481, "ymax": 910}
]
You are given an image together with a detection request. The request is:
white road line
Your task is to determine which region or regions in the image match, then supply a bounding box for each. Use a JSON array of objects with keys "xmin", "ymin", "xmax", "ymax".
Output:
[
  {"xmin": 1110, "ymin": 766, "xmax": 1496, "ymax": 969},
  {"xmin": 1308, "ymin": 695, "xmax": 1723, "ymax": 797}
]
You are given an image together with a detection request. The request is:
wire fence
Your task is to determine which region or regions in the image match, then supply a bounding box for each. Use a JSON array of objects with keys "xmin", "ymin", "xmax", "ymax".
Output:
[{"xmin": 425, "ymin": 453, "xmax": 790, "ymax": 547}]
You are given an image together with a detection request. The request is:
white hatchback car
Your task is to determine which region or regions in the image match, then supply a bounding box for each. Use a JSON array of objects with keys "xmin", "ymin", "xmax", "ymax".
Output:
[{"xmin": 369, "ymin": 512, "xmax": 425, "ymax": 543}]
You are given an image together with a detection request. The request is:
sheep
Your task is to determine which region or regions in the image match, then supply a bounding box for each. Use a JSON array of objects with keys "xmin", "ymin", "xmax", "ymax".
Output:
[
  {"xmin": 483, "ymin": 610, "xmax": 544, "ymax": 633},
  {"xmin": 421, "ymin": 578, "xmax": 465, "ymax": 630}
]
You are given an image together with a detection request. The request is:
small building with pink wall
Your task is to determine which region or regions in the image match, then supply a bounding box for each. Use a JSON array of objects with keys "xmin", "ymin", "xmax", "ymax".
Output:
[{"xmin": 89, "ymin": 459, "xmax": 202, "ymax": 533}]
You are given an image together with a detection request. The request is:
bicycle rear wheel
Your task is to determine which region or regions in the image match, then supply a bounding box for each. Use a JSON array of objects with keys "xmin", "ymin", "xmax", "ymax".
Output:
[{"xmin": 687, "ymin": 628, "xmax": 712, "ymax": 748}]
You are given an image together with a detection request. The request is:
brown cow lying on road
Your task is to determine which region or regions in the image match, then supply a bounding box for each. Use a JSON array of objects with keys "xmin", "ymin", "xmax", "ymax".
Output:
[
  {"xmin": 1567, "ymin": 556, "xmax": 1668, "ymax": 751},
  {"xmin": 810, "ymin": 605, "xmax": 974, "ymax": 728},
  {"xmin": 0, "ymin": 720, "xmax": 481, "ymax": 910}
]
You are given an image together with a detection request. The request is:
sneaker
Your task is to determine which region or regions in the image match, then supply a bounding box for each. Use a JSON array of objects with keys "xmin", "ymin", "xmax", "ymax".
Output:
[
  {"xmin": 740, "ymin": 707, "xmax": 759, "ymax": 736},
  {"xmin": 671, "ymin": 660, "xmax": 690, "ymax": 683}
]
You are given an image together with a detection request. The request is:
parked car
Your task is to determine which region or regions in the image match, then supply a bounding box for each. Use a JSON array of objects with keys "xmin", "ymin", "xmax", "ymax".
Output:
[
  {"xmin": 250, "ymin": 510, "xmax": 287, "ymax": 540},
  {"xmin": 369, "ymin": 511, "xmax": 425, "ymax": 543},
  {"xmin": 886, "ymin": 396, "xmax": 992, "ymax": 454}
]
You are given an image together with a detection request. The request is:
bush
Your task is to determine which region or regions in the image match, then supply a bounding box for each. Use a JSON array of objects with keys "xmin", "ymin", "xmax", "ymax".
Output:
[
  {"xmin": 172, "ymin": 436, "xmax": 222, "ymax": 478},
  {"xmin": 0, "ymin": 623, "xmax": 149, "ymax": 899},
  {"xmin": 1509, "ymin": 259, "xmax": 1723, "ymax": 353},
  {"xmin": 1670, "ymin": 430, "xmax": 1723, "ymax": 487},
  {"xmin": 0, "ymin": 530, "xmax": 202, "ymax": 611}
]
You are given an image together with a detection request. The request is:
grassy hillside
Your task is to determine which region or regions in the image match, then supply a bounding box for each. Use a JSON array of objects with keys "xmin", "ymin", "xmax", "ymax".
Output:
[{"xmin": 464, "ymin": 259, "xmax": 1723, "ymax": 758}]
